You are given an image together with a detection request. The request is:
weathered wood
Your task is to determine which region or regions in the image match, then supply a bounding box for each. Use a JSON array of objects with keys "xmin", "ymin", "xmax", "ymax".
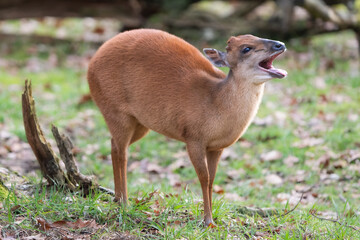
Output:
[
  {"xmin": 51, "ymin": 125, "xmax": 96, "ymax": 193},
  {"xmin": 22, "ymin": 80, "xmax": 98, "ymax": 194},
  {"xmin": 22, "ymin": 79, "xmax": 66, "ymax": 186}
]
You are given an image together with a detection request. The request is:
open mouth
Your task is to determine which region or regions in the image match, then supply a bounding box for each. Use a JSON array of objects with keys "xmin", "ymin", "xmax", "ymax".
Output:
[{"xmin": 258, "ymin": 51, "xmax": 287, "ymax": 79}]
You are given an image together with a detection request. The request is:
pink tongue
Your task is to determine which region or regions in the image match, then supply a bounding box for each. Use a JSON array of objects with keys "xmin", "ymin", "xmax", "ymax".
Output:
[{"xmin": 270, "ymin": 67, "xmax": 287, "ymax": 77}]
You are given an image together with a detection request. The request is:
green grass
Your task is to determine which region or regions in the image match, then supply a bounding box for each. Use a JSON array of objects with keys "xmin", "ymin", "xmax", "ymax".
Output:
[
  {"xmin": 1, "ymin": 30, "xmax": 360, "ymax": 239},
  {"xmin": 1, "ymin": 185, "xmax": 359, "ymax": 239}
]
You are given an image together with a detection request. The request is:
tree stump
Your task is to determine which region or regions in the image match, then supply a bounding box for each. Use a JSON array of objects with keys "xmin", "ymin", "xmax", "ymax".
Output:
[{"xmin": 21, "ymin": 79, "xmax": 101, "ymax": 195}]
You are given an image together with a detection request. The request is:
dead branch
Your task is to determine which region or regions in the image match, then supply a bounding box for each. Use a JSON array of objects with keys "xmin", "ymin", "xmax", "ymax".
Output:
[
  {"xmin": 22, "ymin": 79, "xmax": 67, "ymax": 186},
  {"xmin": 309, "ymin": 210, "xmax": 360, "ymax": 233},
  {"xmin": 98, "ymin": 186, "xmax": 115, "ymax": 196},
  {"xmin": 304, "ymin": 0, "xmax": 355, "ymax": 27},
  {"xmin": 51, "ymin": 125, "xmax": 96, "ymax": 194}
]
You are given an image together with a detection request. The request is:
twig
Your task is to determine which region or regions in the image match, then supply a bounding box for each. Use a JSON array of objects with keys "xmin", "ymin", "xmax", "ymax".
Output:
[
  {"xmin": 237, "ymin": 206, "xmax": 279, "ymax": 217},
  {"xmin": 98, "ymin": 186, "xmax": 115, "ymax": 196},
  {"xmin": 236, "ymin": 193, "xmax": 304, "ymax": 218},
  {"xmin": 309, "ymin": 210, "xmax": 360, "ymax": 233},
  {"xmin": 279, "ymin": 192, "xmax": 304, "ymax": 218}
]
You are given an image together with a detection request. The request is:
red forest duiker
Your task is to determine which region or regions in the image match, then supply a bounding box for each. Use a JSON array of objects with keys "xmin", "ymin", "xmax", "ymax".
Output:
[{"xmin": 87, "ymin": 29, "xmax": 287, "ymax": 227}]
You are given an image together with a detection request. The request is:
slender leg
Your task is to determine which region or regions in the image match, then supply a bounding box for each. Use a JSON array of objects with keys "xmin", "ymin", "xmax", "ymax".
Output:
[
  {"xmin": 111, "ymin": 138, "xmax": 129, "ymax": 203},
  {"xmin": 186, "ymin": 142, "xmax": 214, "ymax": 227},
  {"xmin": 110, "ymin": 118, "xmax": 149, "ymax": 203},
  {"xmin": 206, "ymin": 149, "xmax": 223, "ymax": 210},
  {"xmin": 111, "ymin": 138, "xmax": 124, "ymax": 202},
  {"xmin": 107, "ymin": 114, "xmax": 137, "ymax": 204}
]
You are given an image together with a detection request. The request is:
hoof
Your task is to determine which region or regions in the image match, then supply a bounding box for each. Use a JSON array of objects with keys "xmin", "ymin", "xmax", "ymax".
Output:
[
  {"xmin": 114, "ymin": 197, "xmax": 127, "ymax": 205},
  {"xmin": 207, "ymin": 222, "xmax": 217, "ymax": 228},
  {"xmin": 205, "ymin": 219, "xmax": 217, "ymax": 228}
]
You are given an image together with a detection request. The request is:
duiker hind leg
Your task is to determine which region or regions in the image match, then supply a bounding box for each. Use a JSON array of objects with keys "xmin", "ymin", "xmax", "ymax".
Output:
[{"xmin": 108, "ymin": 115, "xmax": 146, "ymax": 203}]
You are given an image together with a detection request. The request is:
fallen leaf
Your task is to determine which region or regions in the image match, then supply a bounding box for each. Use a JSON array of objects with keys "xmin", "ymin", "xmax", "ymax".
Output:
[
  {"xmin": 333, "ymin": 160, "xmax": 347, "ymax": 169},
  {"xmin": 0, "ymin": 146, "xmax": 8, "ymax": 156},
  {"xmin": 276, "ymin": 193, "xmax": 291, "ymax": 203},
  {"xmin": 253, "ymin": 116, "xmax": 273, "ymax": 126},
  {"xmin": 348, "ymin": 113, "xmax": 359, "ymax": 122},
  {"xmin": 274, "ymin": 111, "xmax": 287, "ymax": 127},
  {"xmin": 292, "ymin": 138, "xmax": 324, "ymax": 148},
  {"xmin": 294, "ymin": 184, "xmax": 312, "ymax": 193},
  {"xmin": 166, "ymin": 173, "xmax": 181, "ymax": 187},
  {"xmin": 314, "ymin": 76, "xmax": 326, "ymax": 89},
  {"xmin": 2, "ymin": 237, "xmax": 17, "ymax": 240},
  {"xmin": 283, "ymin": 155, "xmax": 299, "ymax": 167},
  {"xmin": 226, "ymin": 169, "xmax": 245, "ymax": 181},
  {"xmin": 135, "ymin": 190, "xmax": 158, "ymax": 206},
  {"xmin": 320, "ymin": 173, "xmax": 340, "ymax": 181},
  {"xmin": 128, "ymin": 161, "xmax": 140, "ymax": 172},
  {"xmin": 93, "ymin": 26, "xmax": 105, "ymax": 35},
  {"xmin": 213, "ymin": 185, "xmax": 225, "ymax": 194},
  {"xmin": 347, "ymin": 149, "xmax": 360, "ymax": 163},
  {"xmin": 36, "ymin": 217, "xmax": 100, "ymax": 231},
  {"xmin": 265, "ymin": 174, "xmax": 283, "ymax": 185},
  {"xmin": 10, "ymin": 205, "xmax": 21, "ymax": 212},
  {"xmin": 317, "ymin": 154, "xmax": 331, "ymax": 169},
  {"xmin": 147, "ymin": 162, "xmax": 164, "ymax": 174},
  {"xmin": 224, "ymin": 192, "xmax": 245, "ymax": 202},
  {"xmin": 168, "ymin": 158, "xmax": 188, "ymax": 171},
  {"xmin": 23, "ymin": 234, "xmax": 45, "ymax": 240},
  {"xmin": 37, "ymin": 218, "xmax": 52, "ymax": 231},
  {"xmin": 238, "ymin": 139, "xmax": 253, "ymax": 148},
  {"xmin": 154, "ymin": 209, "xmax": 160, "ymax": 216},
  {"xmin": 288, "ymin": 170, "xmax": 307, "ymax": 183},
  {"xmin": 260, "ymin": 150, "xmax": 282, "ymax": 162},
  {"xmin": 221, "ymin": 147, "xmax": 239, "ymax": 160}
]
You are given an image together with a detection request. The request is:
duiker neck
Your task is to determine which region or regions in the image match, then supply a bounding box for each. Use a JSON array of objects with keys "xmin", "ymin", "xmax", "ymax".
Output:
[{"xmin": 213, "ymin": 70, "xmax": 265, "ymax": 108}]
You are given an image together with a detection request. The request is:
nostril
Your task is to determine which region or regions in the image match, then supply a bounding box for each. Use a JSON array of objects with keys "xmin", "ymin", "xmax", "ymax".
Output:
[{"xmin": 273, "ymin": 42, "xmax": 284, "ymax": 51}]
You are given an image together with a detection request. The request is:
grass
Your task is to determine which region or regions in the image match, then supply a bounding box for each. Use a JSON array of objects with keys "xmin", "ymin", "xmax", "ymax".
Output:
[
  {"xmin": 1, "ymin": 186, "xmax": 358, "ymax": 239},
  {"xmin": 0, "ymin": 28, "xmax": 360, "ymax": 238}
]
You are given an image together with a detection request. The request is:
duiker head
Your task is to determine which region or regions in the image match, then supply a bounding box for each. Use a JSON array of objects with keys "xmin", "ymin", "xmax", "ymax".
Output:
[{"xmin": 204, "ymin": 34, "xmax": 287, "ymax": 84}]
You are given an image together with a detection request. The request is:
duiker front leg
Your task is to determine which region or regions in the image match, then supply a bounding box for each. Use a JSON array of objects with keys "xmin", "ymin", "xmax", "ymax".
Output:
[
  {"xmin": 186, "ymin": 142, "xmax": 215, "ymax": 227},
  {"xmin": 206, "ymin": 149, "xmax": 223, "ymax": 210}
]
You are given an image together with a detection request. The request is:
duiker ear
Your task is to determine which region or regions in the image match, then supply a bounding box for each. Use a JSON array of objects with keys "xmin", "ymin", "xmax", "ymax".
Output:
[{"xmin": 203, "ymin": 48, "xmax": 229, "ymax": 67}]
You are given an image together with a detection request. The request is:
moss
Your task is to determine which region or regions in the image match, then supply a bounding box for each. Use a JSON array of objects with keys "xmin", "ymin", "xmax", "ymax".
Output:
[{"xmin": 0, "ymin": 180, "xmax": 9, "ymax": 201}]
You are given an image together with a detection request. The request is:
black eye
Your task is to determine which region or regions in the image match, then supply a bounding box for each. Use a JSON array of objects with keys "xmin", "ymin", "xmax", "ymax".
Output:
[{"xmin": 242, "ymin": 47, "xmax": 252, "ymax": 54}]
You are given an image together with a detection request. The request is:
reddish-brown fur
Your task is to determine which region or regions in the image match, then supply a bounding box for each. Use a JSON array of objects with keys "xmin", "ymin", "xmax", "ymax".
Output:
[{"xmin": 88, "ymin": 29, "xmax": 286, "ymax": 226}]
